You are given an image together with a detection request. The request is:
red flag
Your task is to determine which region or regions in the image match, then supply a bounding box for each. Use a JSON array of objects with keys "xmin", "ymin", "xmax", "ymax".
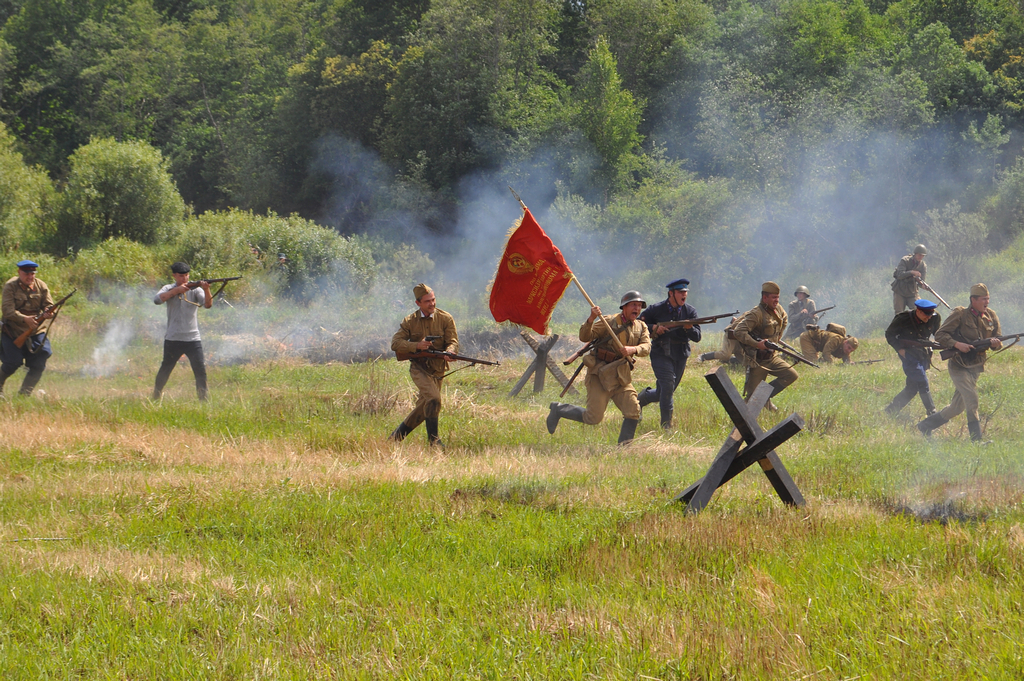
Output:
[{"xmin": 489, "ymin": 208, "xmax": 573, "ymax": 335}]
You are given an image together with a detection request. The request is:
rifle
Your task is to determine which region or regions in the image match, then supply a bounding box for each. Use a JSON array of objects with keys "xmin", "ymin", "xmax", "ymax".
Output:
[
  {"xmin": 13, "ymin": 288, "xmax": 77, "ymax": 351},
  {"xmin": 186, "ymin": 276, "xmax": 243, "ymax": 302},
  {"xmin": 761, "ymin": 338, "xmax": 820, "ymax": 368},
  {"xmin": 654, "ymin": 310, "xmax": 739, "ymax": 331},
  {"xmin": 938, "ymin": 333, "xmax": 1024, "ymax": 361},
  {"xmin": 395, "ymin": 349, "xmax": 501, "ymax": 367},
  {"xmin": 560, "ymin": 362, "xmax": 586, "ymax": 397},
  {"xmin": 812, "ymin": 304, "xmax": 836, "ymax": 319},
  {"xmin": 848, "ymin": 358, "xmax": 884, "ymax": 365},
  {"xmin": 563, "ymin": 339, "xmax": 598, "ymax": 365},
  {"xmin": 914, "ymin": 278, "xmax": 951, "ymax": 309}
]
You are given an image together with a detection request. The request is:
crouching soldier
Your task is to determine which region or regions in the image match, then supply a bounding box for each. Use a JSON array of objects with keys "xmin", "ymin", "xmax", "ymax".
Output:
[
  {"xmin": 546, "ymin": 291, "xmax": 651, "ymax": 444},
  {"xmin": 799, "ymin": 323, "xmax": 858, "ymax": 364}
]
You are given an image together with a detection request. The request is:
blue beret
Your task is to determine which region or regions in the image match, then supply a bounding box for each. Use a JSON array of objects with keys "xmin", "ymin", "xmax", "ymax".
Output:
[
  {"xmin": 915, "ymin": 299, "xmax": 938, "ymax": 310},
  {"xmin": 16, "ymin": 260, "xmax": 39, "ymax": 270},
  {"xmin": 666, "ymin": 278, "xmax": 689, "ymax": 291}
]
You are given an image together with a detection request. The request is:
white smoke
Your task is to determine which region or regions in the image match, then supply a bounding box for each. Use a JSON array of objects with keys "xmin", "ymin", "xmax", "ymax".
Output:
[{"xmin": 82, "ymin": 318, "xmax": 136, "ymax": 378}]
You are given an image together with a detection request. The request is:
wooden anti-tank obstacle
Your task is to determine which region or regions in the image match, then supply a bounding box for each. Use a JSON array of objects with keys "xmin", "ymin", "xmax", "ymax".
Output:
[
  {"xmin": 509, "ymin": 330, "xmax": 577, "ymax": 397},
  {"xmin": 676, "ymin": 366, "xmax": 805, "ymax": 513}
]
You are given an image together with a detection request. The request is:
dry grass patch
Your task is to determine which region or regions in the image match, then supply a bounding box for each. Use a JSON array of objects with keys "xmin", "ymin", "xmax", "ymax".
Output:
[{"xmin": 2, "ymin": 544, "xmax": 207, "ymax": 588}]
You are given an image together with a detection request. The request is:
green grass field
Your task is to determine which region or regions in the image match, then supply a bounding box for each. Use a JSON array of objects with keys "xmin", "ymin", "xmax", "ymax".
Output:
[{"xmin": 2, "ymin": 320, "xmax": 1023, "ymax": 679}]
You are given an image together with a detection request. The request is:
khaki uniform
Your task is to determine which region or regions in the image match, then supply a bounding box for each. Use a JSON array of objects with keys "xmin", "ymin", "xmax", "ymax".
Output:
[
  {"xmin": 709, "ymin": 317, "xmax": 740, "ymax": 361},
  {"xmin": 935, "ymin": 306, "xmax": 1000, "ymax": 423},
  {"xmin": 391, "ymin": 308, "xmax": 459, "ymax": 429},
  {"xmin": 784, "ymin": 298, "xmax": 816, "ymax": 338},
  {"xmin": 734, "ymin": 302, "xmax": 798, "ymax": 398},
  {"xmin": 2, "ymin": 276, "xmax": 54, "ymax": 339},
  {"xmin": 580, "ymin": 313, "xmax": 651, "ymax": 423},
  {"xmin": 799, "ymin": 326, "xmax": 847, "ymax": 363},
  {"xmin": 891, "ymin": 255, "xmax": 926, "ymax": 312}
]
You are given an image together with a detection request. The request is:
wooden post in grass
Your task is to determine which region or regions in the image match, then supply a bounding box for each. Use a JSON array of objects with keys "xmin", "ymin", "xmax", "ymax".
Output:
[
  {"xmin": 675, "ymin": 366, "xmax": 805, "ymax": 513},
  {"xmin": 510, "ymin": 331, "xmax": 576, "ymax": 396}
]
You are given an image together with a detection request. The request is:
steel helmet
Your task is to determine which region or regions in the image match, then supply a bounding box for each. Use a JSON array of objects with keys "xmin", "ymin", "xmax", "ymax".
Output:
[
  {"xmin": 913, "ymin": 244, "xmax": 927, "ymax": 255},
  {"xmin": 794, "ymin": 285, "xmax": 810, "ymax": 296},
  {"xmin": 619, "ymin": 291, "xmax": 647, "ymax": 309}
]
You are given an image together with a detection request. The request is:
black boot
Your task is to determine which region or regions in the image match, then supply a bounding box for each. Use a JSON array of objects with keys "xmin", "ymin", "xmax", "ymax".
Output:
[
  {"xmin": 618, "ymin": 418, "xmax": 639, "ymax": 445},
  {"xmin": 917, "ymin": 412, "xmax": 948, "ymax": 437},
  {"xmin": 967, "ymin": 419, "xmax": 985, "ymax": 443},
  {"xmin": 19, "ymin": 367, "xmax": 44, "ymax": 396},
  {"xmin": 637, "ymin": 387, "xmax": 657, "ymax": 408},
  {"xmin": 658, "ymin": 404, "xmax": 673, "ymax": 429},
  {"xmin": 425, "ymin": 418, "xmax": 443, "ymax": 447},
  {"xmin": 698, "ymin": 352, "xmax": 715, "ymax": 362},
  {"xmin": 546, "ymin": 402, "xmax": 586, "ymax": 434},
  {"xmin": 885, "ymin": 389, "xmax": 914, "ymax": 416},
  {"xmin": 390, "ymin": 422, "xmax": 414, "ymax": 442},
  {"xmin": 0, "ymin": 367, "xmax": 13, "ymax": 397},
  {"xmin": 920, "ymin": 388, "xmax": 936, "ymax": 416}
]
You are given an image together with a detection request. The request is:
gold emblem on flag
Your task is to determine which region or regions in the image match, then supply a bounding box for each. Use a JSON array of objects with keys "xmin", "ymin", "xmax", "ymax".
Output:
[{"xmin": 506, "ymin": 253, "xmax": 535, "ymax": 274}]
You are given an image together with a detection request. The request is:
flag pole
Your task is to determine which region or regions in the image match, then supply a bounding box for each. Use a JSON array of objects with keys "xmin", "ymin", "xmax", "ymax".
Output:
[{"xmin": 509, "ymin": 187, "xmax": 634, "ymax": 365}]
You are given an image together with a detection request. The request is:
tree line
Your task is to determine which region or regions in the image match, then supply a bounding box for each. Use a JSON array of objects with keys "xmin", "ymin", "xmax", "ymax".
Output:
[{"xmin": 4, "ymin": 0, "xmax": 1024, "ymax": 295}]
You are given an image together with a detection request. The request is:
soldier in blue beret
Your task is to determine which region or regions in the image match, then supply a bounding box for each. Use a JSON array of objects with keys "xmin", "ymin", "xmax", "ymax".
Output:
[{"xmin": 636, "ymin": 278, "xmax": 701, "ymax": 428}]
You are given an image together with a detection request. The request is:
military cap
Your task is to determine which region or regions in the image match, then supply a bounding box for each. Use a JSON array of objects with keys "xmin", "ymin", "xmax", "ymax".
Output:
[
  {"xmin": 970, "ymin": 283, "xmax": 989, "ymax": 297},
  {"xmin": 413, "ymin": 283, "xmax": 434, "ymax": 300},
  {"xmin": 845, "ymin": 336, "xmax": 860, "ymax": 350},
  {"xmin": 666, "ymin": 278, "xmax": 689, "ymax": 291},
  {"xmin": 914, "ymin": 299, "xmax": 938, "ymax": 311},
  {"xmin": 913, "ymin": 244, "xmax": 927, "ymax": 255},
  {"xmin": 761, "ymin": 281, "xmax": 781, "ymax": 295},
  {"xmin": 16, "ymin": 259, "xmax": 39, "ymax": 270},
  {"xmin": 794, "ymin": 285, "xmax": 810, "ymax": 296},
  {"xmin": 619, "ymin": 290, "xmax": 647, "ymax": 309},
  {"xmin": 170, "ymin": 262, "xmax": 191, "ymax": 274}
]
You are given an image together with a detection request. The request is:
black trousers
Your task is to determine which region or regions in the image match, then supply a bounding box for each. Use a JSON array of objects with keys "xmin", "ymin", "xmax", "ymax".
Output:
[{"xmin": 154, "ymin": 340, "xmax": 207, "ymax": 400}]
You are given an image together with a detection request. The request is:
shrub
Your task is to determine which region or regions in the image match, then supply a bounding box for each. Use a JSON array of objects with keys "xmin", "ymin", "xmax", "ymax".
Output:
[
  {"xmin": 66, "ymin": 237, "xmax": 164, "ymax": 292},
  {"xmin": 52, "ymin": 138, "xmax": 186, "ymax": 252}
]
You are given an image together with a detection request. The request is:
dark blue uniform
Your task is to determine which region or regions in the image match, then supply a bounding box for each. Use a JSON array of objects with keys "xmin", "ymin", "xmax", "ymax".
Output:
[
  {"xmin": 884, "ymin": 308, "xmax": 940, "ymax": 416},
  {"xmin": 637, "ymin": 299, "xmax": 701, "ymax": 427}
]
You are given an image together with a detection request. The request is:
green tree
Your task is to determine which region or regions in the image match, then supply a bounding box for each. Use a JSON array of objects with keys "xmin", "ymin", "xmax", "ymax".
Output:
[
  {"xmin": 0, "ymin": 122, "xmax": 55, "ymax": 252},
  {"xmin": 895, "ymin": 22, "xmax": 996, "ymax": 111},
  {"xmin": 54, "ymin": 137, "xmax": 186, "ymax": 252},
  {"xmin": 570, "ymin": 38, "xmax": 643, "ymax": 189}
]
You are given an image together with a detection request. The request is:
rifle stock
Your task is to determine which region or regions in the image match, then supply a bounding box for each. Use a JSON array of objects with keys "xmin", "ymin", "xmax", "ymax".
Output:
[
  {"xmin": 812, "ymin": 304, "xmax": 836, "ymax": 318},
  {"xmin": 563, "ymin": 340, "xmax": 597, "ymax": 365},
  {"xmin": 12, "ymin": 288, "xmax": 77, "ymax": 349}
]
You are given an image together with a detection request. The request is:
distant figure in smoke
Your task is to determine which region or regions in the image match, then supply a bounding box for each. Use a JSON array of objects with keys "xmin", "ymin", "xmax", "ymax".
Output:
[
  {"xmin": 918, "ymin": 284, "xmax": 1002, "ymax": 442},
  {"xmin": 636, "ymin": 278, "xmax": 701, "ymax": 429},
  {"xmin": 0, "ymin": 260, "xmax": 55, "ymax": 397},
  {"xmin": 734, "ymin": 281, "xmax": 798, "ymax": 408},
  {"xmin": 698, "ymin": 316, "xmax": 742, "ymax": 364},
  {"xmin": 152, "ymin": 262, "xmax": 212, "ymax": 401},
  {"xmin": 799, "ymin": 323, "xmax": 858, "ymax": 363},
  {"xmin": 389, "ymin": 283, "xmax": 459, "ymax": 446},
  {"xmin": 783, "ymin": 286, "xmax": 817, "ymax": 339},
  {"xmin": 891, "ymin": 244, "xmax": 928, "ymax": 313},
  {"xmin": 546, "ymin": 291, "xmax": 651, "ymax": 445},
  {"xmin": 884, "ymin": 299, "xmax": 940, "ymax": 418}
]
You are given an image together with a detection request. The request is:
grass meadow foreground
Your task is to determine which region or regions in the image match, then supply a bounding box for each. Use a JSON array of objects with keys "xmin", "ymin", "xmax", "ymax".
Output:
[{"xmin": 1, "ymin": 322, "xmax": 1023, "ymax": 679}]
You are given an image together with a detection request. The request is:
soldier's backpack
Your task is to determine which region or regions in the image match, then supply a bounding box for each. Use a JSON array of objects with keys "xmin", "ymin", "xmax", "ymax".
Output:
[{"xmin": 825, "ymin": 322, "xmax": 847, "ymax": 336}]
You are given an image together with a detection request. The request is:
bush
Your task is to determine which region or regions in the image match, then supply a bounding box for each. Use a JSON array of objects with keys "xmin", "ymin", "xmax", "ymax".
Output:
[
  {"xmin": 66, "ymin": 237, "xmax": 164, "ymax": 292},
  {"xmin": 52, "ymin": 138, "xmax": 186, "ymax": 252},
  {"xmin": 172, "ymin": 209, "xmax": 377, "ymax": 301}
]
